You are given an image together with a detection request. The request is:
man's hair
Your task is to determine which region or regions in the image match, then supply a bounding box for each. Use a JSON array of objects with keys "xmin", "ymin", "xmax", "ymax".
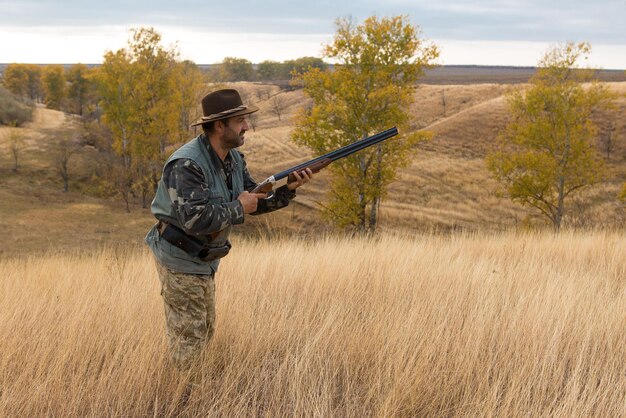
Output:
[
  {"xmin": 201, "ymin": 121, "xmax": 216, "ymax": 134},
  {"xmin": 202, "ymin": 118, "xmax": 231, "ymax": 135}
]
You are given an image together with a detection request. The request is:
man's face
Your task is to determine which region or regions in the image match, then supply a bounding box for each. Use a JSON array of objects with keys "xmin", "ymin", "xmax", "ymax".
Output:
[{"xmin": 220, "ymin": 115, "xmax": 249, "ymax": 149}]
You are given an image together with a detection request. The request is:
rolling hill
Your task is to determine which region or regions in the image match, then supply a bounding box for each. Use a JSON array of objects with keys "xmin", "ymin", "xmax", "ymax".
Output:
[{"xmin": 0, "ymin": 80, "xmax": 624, "ymax": 256}]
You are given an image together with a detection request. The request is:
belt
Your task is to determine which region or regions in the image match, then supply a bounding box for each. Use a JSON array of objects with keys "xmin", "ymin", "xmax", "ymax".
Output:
[
  {"xmin": 156, "ymin": 221, "xmax": 231, "ymax": 261},
  {"xmin": 157, "ymin": 220, "xmax": 168, "ymax": 235}
]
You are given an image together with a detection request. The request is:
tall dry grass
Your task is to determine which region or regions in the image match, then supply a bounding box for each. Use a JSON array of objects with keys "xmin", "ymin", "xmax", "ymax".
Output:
[{"xmin": 0, "ymin": 232, "xmax": 624, "ymax": 417}]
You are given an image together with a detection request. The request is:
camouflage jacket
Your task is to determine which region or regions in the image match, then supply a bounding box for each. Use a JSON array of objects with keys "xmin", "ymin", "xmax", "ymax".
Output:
[{"xmin": 159, "ymin": 139, "xmax": 295, "ymax": 236}]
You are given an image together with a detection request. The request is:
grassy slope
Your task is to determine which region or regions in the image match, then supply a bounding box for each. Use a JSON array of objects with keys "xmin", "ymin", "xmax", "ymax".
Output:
[
  {"xmin": 0, "ymin": 109, "xmax": 155, "ymax": 257},
  {"xmin": 0, "ymin": 81, "xmax": 624, "ymax": 257},
  {"xmin": 242, "ymin": 81, "xmax": 626, "ymax": 233}
]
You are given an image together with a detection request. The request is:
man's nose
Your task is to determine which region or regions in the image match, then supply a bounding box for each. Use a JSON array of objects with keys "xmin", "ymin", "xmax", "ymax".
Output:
[{"xmin": 242, "ymin": 119, "xmax": 250, "ymax": 131}]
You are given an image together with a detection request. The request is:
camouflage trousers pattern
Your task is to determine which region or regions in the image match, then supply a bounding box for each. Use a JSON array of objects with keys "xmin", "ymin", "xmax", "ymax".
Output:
[{"xmin": 156, "ymin": 262, "xmax": 216, "ymax": 371}]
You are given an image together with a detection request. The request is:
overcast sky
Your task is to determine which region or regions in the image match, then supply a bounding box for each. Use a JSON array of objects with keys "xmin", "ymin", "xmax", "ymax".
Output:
[{"xmin": 1, "ymin": 0, "xmax": 625, "ymax": 68}]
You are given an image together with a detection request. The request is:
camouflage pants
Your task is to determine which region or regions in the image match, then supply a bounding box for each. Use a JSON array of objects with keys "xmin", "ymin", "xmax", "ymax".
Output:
[{"xmin": 155, "ymin": 262, "xmax": 216, "ymax": 371}]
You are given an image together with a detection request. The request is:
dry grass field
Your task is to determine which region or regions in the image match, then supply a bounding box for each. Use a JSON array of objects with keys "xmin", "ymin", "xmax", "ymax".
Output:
[
  {"xmin": 1, "ymin": 232, "xmax": 624, "ymax": 417},
  {"xmin": 1, "ymin": 70, "xmax": 624, "ymax": 418}
]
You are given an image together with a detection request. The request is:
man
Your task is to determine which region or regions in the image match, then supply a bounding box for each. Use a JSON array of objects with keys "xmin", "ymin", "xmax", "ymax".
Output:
[{"xmin": 145, "ymin": 89, "xmax": 312, "ymax": 370}]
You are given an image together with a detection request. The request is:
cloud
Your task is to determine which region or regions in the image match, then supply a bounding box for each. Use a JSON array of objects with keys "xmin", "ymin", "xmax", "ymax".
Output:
[
  {"xmin": 1, "ymin": 0, "xmax": 624, "ymax": 67},
  {"xmin": 2, "ymin": 0, "xmax": 624, "ymax": 43}
]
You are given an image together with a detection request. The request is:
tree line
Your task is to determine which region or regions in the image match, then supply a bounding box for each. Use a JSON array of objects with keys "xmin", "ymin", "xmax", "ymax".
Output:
[
  {"xmin": 0, "ymin": 57, "xmax": 327, "ymax": 126},
  {"xmin": 1, "ymin": 63, "xmax": 97, "ymax": 118},
  {"xmin": 212, "ymin": 56, "xmax": 327, "ymax": 82}
]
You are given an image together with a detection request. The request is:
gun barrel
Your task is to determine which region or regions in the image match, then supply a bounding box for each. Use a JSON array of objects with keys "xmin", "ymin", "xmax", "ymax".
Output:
[{"xmin": 272, "ymin": 127, "xmax": 398, "ymax": 181}]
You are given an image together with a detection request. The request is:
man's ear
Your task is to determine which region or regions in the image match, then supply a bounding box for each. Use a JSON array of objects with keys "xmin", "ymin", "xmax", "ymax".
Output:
[{"xmin": 214, "ymin": 119, "xmax": 225, "ymax": 132}]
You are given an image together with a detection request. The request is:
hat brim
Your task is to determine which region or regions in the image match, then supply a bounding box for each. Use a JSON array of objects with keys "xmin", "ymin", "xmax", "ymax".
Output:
[{"xmin": 190, "ymin": 105, "xmax": 259, "ymax": 127}]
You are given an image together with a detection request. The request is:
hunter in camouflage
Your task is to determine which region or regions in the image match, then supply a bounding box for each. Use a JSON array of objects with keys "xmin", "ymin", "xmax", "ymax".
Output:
[{"xmin": 146, "ymin": 89, "xmax": 312, "ymax": 371}]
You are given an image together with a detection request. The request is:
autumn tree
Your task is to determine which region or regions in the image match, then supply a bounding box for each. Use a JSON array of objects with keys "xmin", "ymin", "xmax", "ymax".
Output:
[
  {"xmin": 270, "ymin": 94, "xmax": 285, "ymax": 121},
  {"xmin": 248, "ymin": 111, "xmax": 258, "ymax": 131},
  {"xmin": 42, "ymin": 65, "xmax": 66, "ymax": 110},
  {"xmin": 256, "ymin": 86, "xmax": 272, "ymax": 101},
  {"xmin": 8, "ymin": 128, "xmax": 25, "ymax": 172},
  {"xmin": 257, "ymin": 60, "xmax": 283, "ymax": 81},
  {"xmin": 0, "ymin": 86, "xmax": 34, "ymax": 126},
  {"xmin": 66, "ymin": 64, "xmax": 95, "ymax": 116},
  {"xmin": 55, "ymin": 130, "xmax": 81, "ymax": 192},
  {"xmin": 25, "ymin": 65, "xmax": 44, "ymax": 102},
  {"xmin": 2, "ymin": 65, "xmax": 29, "ymax": 97},
  {"xmin": 284, "ymin": 56, "xmax": 327, "ymax": 77},
  {"xmin": 486, "ymin": 42, "xmax": 615, "ymax": 232},
  {"xmin": 598, "ymin": 121, "xmax": 616, "ymax": 160},
  {"xmin": 219, "ymin": 57, "xmax": 254, "ymax": 81},
  {"xmin": 95, "ymin": 27, "xmax": 202, "ymax": 210},
  {"xmin": 129, "ymin": 28, "xmax": 182, "ymax": 208},
  {"xmin": 95, "ymin": 48, "xmax": 135, "ymax": 208},
  {"xmin": 2, "ymin": 64, "xmax": 42, "ymax": 101},
  {"xmin": 174, "ymin": 60, "xmax": 206, "ymax": 142},
  {"xmin": 292, "ymin": 16, "xmax": 438, "ymax": 232}
]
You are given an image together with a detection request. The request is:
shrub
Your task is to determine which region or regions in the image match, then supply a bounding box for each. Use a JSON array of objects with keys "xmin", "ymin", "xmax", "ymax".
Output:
[{"xmin": 0, "ymin": 86, "xmax": 34, "ymax": 126}]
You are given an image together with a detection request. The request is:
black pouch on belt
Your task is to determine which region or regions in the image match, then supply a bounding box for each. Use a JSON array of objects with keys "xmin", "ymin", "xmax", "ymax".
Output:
[
  {"xmin": 160, "ymin": 222, "xmax": 230, "ymax": 261},
  {"xmin": 160, "ymin": 223, "xmax": 205, "ymax": 256},
  {"xmin": 198, "ymin": 242, "xmax": 231, "ymax": 261}
]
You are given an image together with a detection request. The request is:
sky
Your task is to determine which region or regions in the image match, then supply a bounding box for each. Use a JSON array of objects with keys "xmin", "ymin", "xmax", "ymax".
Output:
[{"xmin": 1, "ymin": 0, "xmax": 625, "ymax": 69}]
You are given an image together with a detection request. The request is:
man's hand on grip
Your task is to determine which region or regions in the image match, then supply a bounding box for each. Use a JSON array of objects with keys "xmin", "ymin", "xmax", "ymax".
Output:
[
  {"xmin": 287, "ymin": 168, "xmax": 313, "ymax": 190},
  {"xmin": 237, "ymin": 191, "xmax": 267, "ymax": 214}
]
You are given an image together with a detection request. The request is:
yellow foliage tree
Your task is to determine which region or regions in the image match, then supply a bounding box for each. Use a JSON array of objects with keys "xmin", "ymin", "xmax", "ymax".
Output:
[
  {"xmin": 174, "ymin": 60, "xmax": 207, "ymax": 143},
  {"xmin": 127, "ymin": 28, "xmax": 182, "ymax": 207},
  {"xmin": 487, "ymin": 42, "xmax": 616, "ymax": 232},
  {"xmin": 2, "ymin": 64, "xmax": 30, "ymax": 97},
  {"xmin": 2, "ymin": 64, "xmax": 42, "ymax": 101},
  {"xmin": 66, "ymin": 64, "xmax": 94, "ymax": 116},
  {"xmin": 292, "ymin": 15, "xmax": 438, "ymax": 232},
  {"xmin": 257, "ymin": 60, "xmax": 283, "ymax": 81},
  {"xmin": 95, "ymin": 49, "xmax": 135, "ymax": 209},
  {"xmin": 42, "ymin": 65, "xmax": 66, "ymax": 110},
  {"xmin": 94, "ymin": 27, "xmax": 203, "ymax": 210},
  {"xmin": 219, "ymin": 57, "xmax": 254, "ymax": 81}
]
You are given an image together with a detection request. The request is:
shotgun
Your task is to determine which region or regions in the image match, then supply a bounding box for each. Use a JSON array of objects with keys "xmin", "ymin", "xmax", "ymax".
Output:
[{"xmin": 252, "ymin": 127, "xmax": 399, "ymax": 193}]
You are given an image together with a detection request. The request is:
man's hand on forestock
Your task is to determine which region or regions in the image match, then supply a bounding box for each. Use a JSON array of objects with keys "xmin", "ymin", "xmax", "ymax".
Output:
[
  {"xmin": 238, "ymin": 191, "xmax": 267, "ymax": 214},
  {"xmin": 287, "ymin": 168, "xmax": 313, "ymax": 191}
]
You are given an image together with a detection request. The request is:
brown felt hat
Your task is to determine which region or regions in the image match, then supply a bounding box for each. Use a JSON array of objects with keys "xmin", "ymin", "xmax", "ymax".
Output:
[{"xmin": 191, "ymin": 89, "xmax": 259, "ymax": 127}]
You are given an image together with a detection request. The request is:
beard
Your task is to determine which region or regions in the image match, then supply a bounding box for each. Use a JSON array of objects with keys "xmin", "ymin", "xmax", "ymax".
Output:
[{"xmin": 222, "ymin": 124, "xmax": 245, "ymax": 149}]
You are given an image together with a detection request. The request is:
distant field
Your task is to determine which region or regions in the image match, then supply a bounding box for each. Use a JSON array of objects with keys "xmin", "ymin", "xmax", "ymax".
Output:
[
  {"xmin": 3, "ymin": 64, "xmax": 623, "ymax": 85},
  {"xmin": 419, "ymin": 65, "xmax": 626, "ymax": 84},
  {"xmin": 1, "ymin": 232, "xmax": 624, "ymax": 416}
]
